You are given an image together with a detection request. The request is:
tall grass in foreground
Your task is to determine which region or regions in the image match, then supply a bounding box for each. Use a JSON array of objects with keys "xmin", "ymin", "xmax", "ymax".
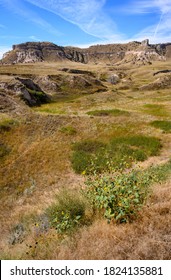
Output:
[{"xmin": 47, "ymin": 160, "xmax": 171, "ymax": 233}]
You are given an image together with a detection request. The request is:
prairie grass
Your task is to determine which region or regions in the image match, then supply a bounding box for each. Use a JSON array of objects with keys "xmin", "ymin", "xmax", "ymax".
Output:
[
  {"xmin": 150, "ymin": 120, "xmax": 171, "ymax": 133},
  {"xmin": 1, "ymin": 60, "xmax": 171, "ymax": 260},
  {"xmin": 143, "ymin": 104, "xmax": 169, "ymax": 117},
  {"xmin": 71, "ymin": 136, "xmax": 161, "ymax": 174},
  {"xmin": 87, "ymin": 109, "xmax": 129, "ymax": 116}
]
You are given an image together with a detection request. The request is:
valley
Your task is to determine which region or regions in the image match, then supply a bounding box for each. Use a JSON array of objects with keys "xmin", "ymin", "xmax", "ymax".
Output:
[{"xmin": 0, "ymin": 46, "xmax": 171, "ymax": 259}]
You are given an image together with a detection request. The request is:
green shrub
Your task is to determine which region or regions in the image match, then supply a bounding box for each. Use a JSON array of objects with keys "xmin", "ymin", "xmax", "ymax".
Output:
[
  {"xmin": 47, "ymin": 190, "xmax": 86, "ymax": 233},
  {"xmin": 150, "ymin": 120, "xmax": 171, "ymax": 133},
  {"xmin": 85, "ymin": 170, "xmax": 150, "ymax": 223}
]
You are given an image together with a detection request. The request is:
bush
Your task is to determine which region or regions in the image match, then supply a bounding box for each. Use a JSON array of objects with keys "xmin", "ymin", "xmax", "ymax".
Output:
[
  {"xmin": 47, "ymin": 190, "xmax": 86, "ymax": 233},
  {"xmin": 85, "ymin": 170, "xmax": 150, "ymax": 223}
]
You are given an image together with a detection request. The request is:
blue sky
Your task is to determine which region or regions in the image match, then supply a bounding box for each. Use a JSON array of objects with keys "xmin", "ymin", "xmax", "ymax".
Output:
[{"xmin": 0, "ymin": 0, "xmax": 171, "ymax": 58}]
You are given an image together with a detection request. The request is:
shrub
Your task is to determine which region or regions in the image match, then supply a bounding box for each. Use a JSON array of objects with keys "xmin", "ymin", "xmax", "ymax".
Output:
[
  {"xmin": 47, "ymin": 190, "xmax": 86, "ymax": 233},
  {"xmin": 150, "ymin": 120, "xmax": 171, "ymax": 133},
  {"xmin": 85, "ymin": 170, "xmax": 150, "ymax": 223}
]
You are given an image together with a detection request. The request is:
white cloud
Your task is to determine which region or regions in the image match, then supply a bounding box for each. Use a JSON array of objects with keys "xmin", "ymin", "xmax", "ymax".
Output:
[
  {"xmin": 122, "ymin": 0, "xmax": 171, "ymax": 43},
  {"xmin": 25, "ymin": 0, "xmax": 125, "ymax": 41},
  {"xmin": 0, "ymin": 0, "xmax": 61, "ymax": 36},
  {"xmin": 0, "ymin": 46, "xmax": 10, "ymax": 59}
]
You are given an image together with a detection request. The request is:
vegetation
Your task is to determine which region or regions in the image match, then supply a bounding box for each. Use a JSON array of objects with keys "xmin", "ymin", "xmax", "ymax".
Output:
[
  {"xmin": 59, "ymin": 125, "xmax": 77, "ymax": 135},
  {"xmin": 0, "ymin": 142, "xmax": 11, "ymax": 159},
  {"xmin": 1, "ymin": 60, "xmax": 171, "ymax": 260},
  {"xmin": 143, "ymin": 104, "xmax": 169, "ymax": 117},
  {"xmin": 150, "ymin": 120, "xmax": 171, "ymax": 133},
  {"xmin": 87, "ymin": 109, "xmax": 129, "ymax": 116},
  {"xmin": 47, "ymin": 189, "xmax": 87, "ymax": 233},
  {"xmin": 71, "ymin": 136, "xmax": 161, "ymax": 174},
  {"xmin": 0, "ymin": 117, "xmax": 18, "ymax": 132}
]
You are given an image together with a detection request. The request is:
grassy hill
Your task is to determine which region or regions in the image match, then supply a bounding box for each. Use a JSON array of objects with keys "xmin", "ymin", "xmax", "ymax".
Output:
[{"xmin": 0, "ymin": 60, "xmax": 171, "ymax": 259}]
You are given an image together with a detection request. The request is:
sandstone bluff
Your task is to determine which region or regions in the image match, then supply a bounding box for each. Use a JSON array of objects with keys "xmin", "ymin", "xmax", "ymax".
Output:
[{"xmin": 1, "ymin": 39, "xmax": 171, "ymax": 65}]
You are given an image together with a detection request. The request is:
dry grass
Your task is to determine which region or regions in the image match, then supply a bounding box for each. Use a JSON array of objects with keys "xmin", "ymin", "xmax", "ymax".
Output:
[{"xmin": 1, "ymin": 60, "xmax": 171, "ymax": 260}]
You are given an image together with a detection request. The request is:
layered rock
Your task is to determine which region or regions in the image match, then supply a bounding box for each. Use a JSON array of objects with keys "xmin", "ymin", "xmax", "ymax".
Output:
[
  {"xmin": 0, "ymin": 76, "xmax": 50, "ymax": 106},
  {"xmin": 1, "ymin": 42, "xmax": 87, "ymax": 64},
  {"xmin": 1, "ymin": 39, "xmax": 171, "ymax": 65}
]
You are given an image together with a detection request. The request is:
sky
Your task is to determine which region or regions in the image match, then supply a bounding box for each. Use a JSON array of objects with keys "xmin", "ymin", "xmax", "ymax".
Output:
[{"xmin": 0, "ymin": 0, "xmax": 171, "ymax": 58}]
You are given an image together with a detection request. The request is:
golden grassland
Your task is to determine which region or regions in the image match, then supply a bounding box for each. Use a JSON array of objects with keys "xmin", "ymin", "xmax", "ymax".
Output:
[{"xmin": 0, "ymin": 60, "xmax": 171, "ymax": 259}]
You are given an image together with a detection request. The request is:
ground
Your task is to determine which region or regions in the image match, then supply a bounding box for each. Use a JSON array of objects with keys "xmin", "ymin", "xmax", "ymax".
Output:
[{"xmin": 0, "ymin": 60, "xmax": 171, "ymax": 259}]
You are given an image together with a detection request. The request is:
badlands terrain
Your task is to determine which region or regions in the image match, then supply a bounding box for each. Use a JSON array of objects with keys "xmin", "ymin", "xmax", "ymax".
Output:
[{"xmin": 0, "ymin": 40, "xmax": 171, "ymax": 259}]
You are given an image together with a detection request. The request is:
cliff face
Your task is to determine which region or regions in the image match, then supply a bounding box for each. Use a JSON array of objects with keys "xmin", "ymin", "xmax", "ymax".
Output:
[
  {"xmin": 1, "ymin": 42, "xmax": 87, "ymax": 64},
  {"xmin": 1, "ymin": 40, "xmax": 171, "ymax": 65}
]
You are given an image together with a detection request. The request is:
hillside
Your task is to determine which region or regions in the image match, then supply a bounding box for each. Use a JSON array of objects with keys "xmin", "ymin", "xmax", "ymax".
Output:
[{"xmin": 0, "ymin": 42, "xmax": 171, "ymax": 260}]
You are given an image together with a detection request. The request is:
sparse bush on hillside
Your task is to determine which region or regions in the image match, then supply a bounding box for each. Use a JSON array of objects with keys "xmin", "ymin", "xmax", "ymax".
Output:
[
  {"xmin": 85, "ymin": 170, "xmax": 150, "ymax": 223},
  {"xmin": 84, "ymin": 159, "xmax": 171, "ymax": 224}
]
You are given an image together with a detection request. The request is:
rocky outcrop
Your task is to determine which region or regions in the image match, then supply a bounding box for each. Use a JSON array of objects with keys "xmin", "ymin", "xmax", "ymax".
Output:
[
  {"xmin": 0, "ymin": 76, "xmax": 50, "ymax": 106},
  {"xmin": 1, "ymin": 42, "xmax": 88, "ymax": 64},
  {"xmin": 2, "ymin": 40, "xmax": 171, "ymax": 65},
  {"xmin": 140, "ymin": 74, "xmax": 171, "ymax": 90}
]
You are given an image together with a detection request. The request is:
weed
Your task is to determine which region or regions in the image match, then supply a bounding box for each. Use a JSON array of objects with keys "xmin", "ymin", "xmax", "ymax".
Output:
[
  {"xmin": 47, "ymin": 189, "xmax": 87, "ymax": 233},
  {"xmin": 84, "ymin": 159, "xmax": 171, "ymax": 224},
  {"xmin": 85, "ymin": 169, "xmax": 149, "ymax": 223},
  {"xmin": 150, "ymin": 120, "xmax": 171, "ymax": 133}
]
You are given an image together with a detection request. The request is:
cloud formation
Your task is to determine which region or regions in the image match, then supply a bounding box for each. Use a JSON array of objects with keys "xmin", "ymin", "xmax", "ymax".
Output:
[
  {"xmin": 126, "ymin": 0, "xmax": 171, "ymax": 42},
  {"xmin": 0, "ymin": 0, "xmax": 61, "ymax": 36},
  {"xmin": 25, "ymin": 0, "xmax": 124, "ymax": 41}
]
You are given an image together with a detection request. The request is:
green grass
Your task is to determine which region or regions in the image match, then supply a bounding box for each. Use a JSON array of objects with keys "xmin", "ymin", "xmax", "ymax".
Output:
[
  {"xmin": 47, "ymin": 189, "xmax": 87, "ymax": 233},
  {"xmin": 150, "ymin": 120, "xmax": 171, "ymax": 133},
  {"xmin": 71, "ymin": 136, "xmax": 161, "ymax": 174},
  {"xmin": 0, "ymin": 117, "xmax": 18, "ymax": 132},
  {"xmin": 87, "ymin": 109, "xmax": 129, "ymax": 117},
  {"xmin": 59, "ymin": 126, "xmax": 77, "ymax": 135},
  {"xmin": 143, "ymin": 104, "xmax": 169, "ymax": 117},
  {"xmin": 84, "ymin": 159, "xmax": 171, "ymax": 223}
]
